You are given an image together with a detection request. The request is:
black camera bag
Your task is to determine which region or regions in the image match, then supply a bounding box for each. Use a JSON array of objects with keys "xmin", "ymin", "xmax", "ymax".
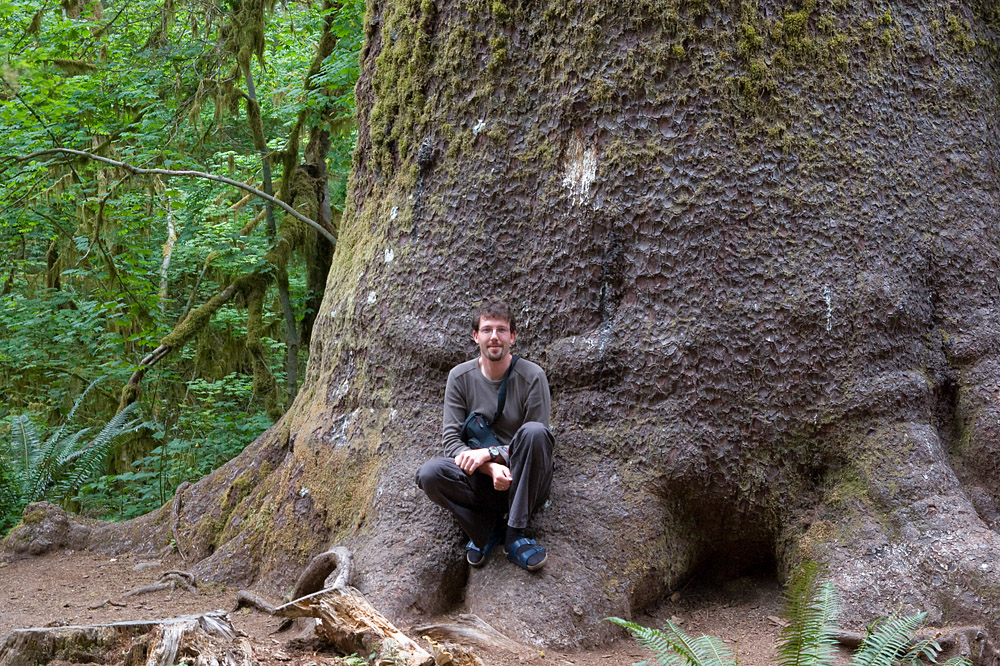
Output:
[{"xmin": 460, "ymin": 355, "xmax": 519, "ymax": 451}]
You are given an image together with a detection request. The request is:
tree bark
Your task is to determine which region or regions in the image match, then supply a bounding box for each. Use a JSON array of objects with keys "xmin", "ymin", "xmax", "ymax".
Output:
[{"xmin": 20, "ymin": 0, "xmax": 1000, "ymax": 654}]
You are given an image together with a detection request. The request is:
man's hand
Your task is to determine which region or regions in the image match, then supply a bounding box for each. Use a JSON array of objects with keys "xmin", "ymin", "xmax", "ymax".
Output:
[
  {"xmin": 455, "ymin": 448, "xmax": 492, "ymax": 475},
  {"xmin": 489, "ymin": 464, "xmax": 512, "ymax": 491}
]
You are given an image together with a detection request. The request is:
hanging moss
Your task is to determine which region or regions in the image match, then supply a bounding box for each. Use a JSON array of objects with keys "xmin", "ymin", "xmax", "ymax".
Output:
[
  {"xmin": 245, "ymin": 287, "xmax": 283, "ymax": 419},
  {"xmin": 50, "ymin": 58, "xmax": 98, "ymax": 75}
]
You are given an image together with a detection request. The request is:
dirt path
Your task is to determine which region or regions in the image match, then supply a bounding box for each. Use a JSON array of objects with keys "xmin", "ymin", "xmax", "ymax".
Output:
[{"xmin": 1, "ymin": 550, "xmax": 791, "ymax": 665}]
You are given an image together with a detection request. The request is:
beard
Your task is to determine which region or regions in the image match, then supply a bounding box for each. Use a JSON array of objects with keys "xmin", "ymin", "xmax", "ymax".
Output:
[{"xmin": 483, "ymin": 344, "xmax": 506, "ymax": 361}]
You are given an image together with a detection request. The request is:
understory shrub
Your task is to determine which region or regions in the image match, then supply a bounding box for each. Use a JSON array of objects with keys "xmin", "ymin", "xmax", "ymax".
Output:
[{"xmin": 608, "ymin": 562, "xmax": 973, "ymax": 666}]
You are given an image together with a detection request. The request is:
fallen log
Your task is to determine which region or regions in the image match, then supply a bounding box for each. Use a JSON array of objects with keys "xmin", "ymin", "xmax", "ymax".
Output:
[
  {"xmin": 276, "ymin": 586, "xmax": 433, "ymax": 666},
  {"xmin": 0, "ymin": 611, "xmax": 248, "ymax": 666},
  {"xmin": 236, "ymin": 547, "xmax": 434, "ymax": 666}
]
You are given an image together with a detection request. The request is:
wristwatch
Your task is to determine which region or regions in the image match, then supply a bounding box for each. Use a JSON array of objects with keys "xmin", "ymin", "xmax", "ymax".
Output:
[{"xmin": 488, "ymin": 446, "xmax": 501, "ymax": 462}]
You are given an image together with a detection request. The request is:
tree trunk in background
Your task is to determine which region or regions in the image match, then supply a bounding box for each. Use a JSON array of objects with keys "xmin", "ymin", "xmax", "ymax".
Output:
[{"xmin": 62, "ymin": 0, "xmax": 1000, "ymax": 650}]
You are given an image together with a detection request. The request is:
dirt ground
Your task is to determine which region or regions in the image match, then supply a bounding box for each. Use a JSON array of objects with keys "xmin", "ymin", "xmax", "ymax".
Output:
[{"xmin": 0, "ymin": 549, "xmax": 815, "ymax": 665}]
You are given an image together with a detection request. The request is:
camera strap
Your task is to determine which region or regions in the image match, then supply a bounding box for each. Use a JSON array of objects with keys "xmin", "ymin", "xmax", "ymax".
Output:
[{"xmin": 493, "ymin": 354, "xmax": 519, "ymax": 425}]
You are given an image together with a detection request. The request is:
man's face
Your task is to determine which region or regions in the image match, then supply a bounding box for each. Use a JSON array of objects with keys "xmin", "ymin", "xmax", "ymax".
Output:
[{"xmin": 473, "ymin": 316, "xmax": 516, "ymax": 363}]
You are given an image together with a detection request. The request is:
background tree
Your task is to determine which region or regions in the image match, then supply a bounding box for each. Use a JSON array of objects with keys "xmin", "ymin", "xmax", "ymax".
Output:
[
  {"xmin": 6, "ymin": 0, "xmax": 1000, "ymax": 655},
  {"xmin": 0, "ymin": 0, "xmax": 362, "ymax": 523}
]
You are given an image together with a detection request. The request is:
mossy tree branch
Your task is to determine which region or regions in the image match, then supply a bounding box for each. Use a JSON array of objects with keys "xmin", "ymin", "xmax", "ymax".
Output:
[{"xmin": 4, "ymin": 149, "xmax": 337, "ymax": 245}]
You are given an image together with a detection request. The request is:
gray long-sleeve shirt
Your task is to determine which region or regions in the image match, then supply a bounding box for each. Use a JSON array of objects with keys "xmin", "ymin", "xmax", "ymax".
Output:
[{"xmin": 441, "ymin": 356, "xmax": 551, "ymax": 458}]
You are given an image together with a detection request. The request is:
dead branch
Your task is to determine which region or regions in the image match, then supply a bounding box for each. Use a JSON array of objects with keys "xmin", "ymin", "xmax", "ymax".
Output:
[
  {"xmin": 171, "ymin": 481, "xmax": 191, "ymax": 562},
  {"xmin": 281, "ymin": 586, "xmax": 434, "ymax": 666},
  {"xmin": 423, "ymin": 635, "xmax": 485, "ymax": 666},
  {"xmin": 5, "ymin": 148, "xmax": 336, "ymax": 245},
  {"xmin": 121, "ymin": 572, "xmax": 197, "ymax": 599},
  {"xmin": 87, "ymin": 599, "xmax": 126, "ymax": 610},
  {"xmin": 233, "ymin": 590, "xmax": 278, "ymax": 615},
  {"xmin": 235, "ymin": 547, "xmax": 433, "ymax": 666}
]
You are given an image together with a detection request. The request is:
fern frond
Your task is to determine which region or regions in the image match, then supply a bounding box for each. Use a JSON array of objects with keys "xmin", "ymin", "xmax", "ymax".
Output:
[
  {"xmin": 0, "ymin": 451, "xmax": 26, "ymax": 509},
  {"xmin": 777, "ymin": 561, "xmax": 840, "ymax": 666},
  {"xmin": 10, "ymin": 414, "xmax": 40, "ymax": 483},
  {"xmin": 850, "ymin": 612, "xmax": 926, "ymax": 666},
  {"xmin": 49, "ymin": 376, "xmax": 105, "ymax": 444},
  {"xmin": 607, "ymin": 618, "xmax": 736, "ymax": 666},
  {"xmin": 5, "ymin": 398, "xmax": 146, "ymax": 507},
  {"xmin": 53, "ymin": 406, "xmax": 144, "ymax": 501},
  {"xmin": 688, "ymin": 633, "xmax": 736, "ymax": 666},
  {"xmin": 50, "ymin": 427, "xmax": 92, "ymax": 466},
  {"xmin": 898, "ymin": 637, "xmax": 941, "ymax": 666},
  {"xmin": 27, "ymin": 426, "xmax": 92, "ymax": 503},
  {"xmin": 608, "ymin": 618, "xmax": 688, "ymax": 666},
  {"xmin": 663, "ymin": 620, "xmax": 736, "ymax": 666},
  {"xmin": 941, "ymin": 658, "xmax": 973, "ymax": 666},
  {"xmin": 57, "ymin": 405, "xmax": 143, "ymax": 500}
]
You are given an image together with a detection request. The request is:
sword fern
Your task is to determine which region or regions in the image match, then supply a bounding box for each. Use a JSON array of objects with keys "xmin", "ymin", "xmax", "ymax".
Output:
[
  {"xmin": 1, "ymin": 379, "xmax": 145, "ymax": 528},
  {"xmin": 609, "ymin": 562, "xmax": 973, "ymax": 666},
  {"xmin": 606, "ymin": 617, "xmax": 736, "ymax": 666},
  {"xmin": 777, "ymin": 561, "xmax": 840, "ymax": 666}
]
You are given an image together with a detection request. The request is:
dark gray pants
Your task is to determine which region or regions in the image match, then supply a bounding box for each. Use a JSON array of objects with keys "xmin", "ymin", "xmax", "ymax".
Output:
[{"xmin": 416, "ymin": 421, "xmax": 554, "ymax": 548}]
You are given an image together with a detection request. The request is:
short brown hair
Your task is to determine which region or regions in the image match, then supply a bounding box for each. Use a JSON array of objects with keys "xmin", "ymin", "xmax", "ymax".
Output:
[{"xmin": 472, "ymin": 299, "xmax": 516, "ymax": 334}]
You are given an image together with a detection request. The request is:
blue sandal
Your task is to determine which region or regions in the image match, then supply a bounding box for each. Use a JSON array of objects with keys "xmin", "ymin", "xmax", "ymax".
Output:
[
  {"xmin": 466, "ymin": 527, "xmax": 504, "ymax": 568},
  {"xmin": 506, "ymin": 537, "xmax": 547, "ymax": 571}
]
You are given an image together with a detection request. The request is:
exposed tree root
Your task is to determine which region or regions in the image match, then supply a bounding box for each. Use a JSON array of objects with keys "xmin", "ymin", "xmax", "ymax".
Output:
[
  {"xmin": 414, "ymin": 615, "xmax": 534, "ymax": 657},
  {"xmin": 234, "ymin": 591, "xmax": 278, "ymax": 615},
  {"xmin": 121, "ymin": 571, "xmax": 197, "ymax": 598},
  {"xmin": 290, "ymin": 546, "xmax": 353, "ymax": 597}
]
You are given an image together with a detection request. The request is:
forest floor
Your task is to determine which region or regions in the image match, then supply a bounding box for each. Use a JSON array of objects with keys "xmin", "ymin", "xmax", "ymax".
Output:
[{"xmin": 0, "ymin": 549, "xmax": 851, "ymax": 666}]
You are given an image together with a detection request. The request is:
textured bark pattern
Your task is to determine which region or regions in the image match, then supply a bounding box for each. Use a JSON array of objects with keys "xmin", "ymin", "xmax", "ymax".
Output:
[{"xmin": 70, "ymin": 0, "xmax": 1000, "ymax": 653}]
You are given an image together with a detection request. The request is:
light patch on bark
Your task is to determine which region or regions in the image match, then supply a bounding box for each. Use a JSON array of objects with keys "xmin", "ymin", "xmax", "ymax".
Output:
[
  {"xmin": 824, "ymin": 286, "xmax": 833, "ymax": 332},
  {"xmin": 561, "ymin": 133, "xmax": 597, "ymax": 204}
]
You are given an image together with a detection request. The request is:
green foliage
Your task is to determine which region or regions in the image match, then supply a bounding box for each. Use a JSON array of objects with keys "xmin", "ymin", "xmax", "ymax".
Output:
[
  {"xmin": 78, "ymin": 374, "xmax": 273, "ymax": 519},
  {"xmin": 609, "ymin": 564, "xmax": 973, "ymax": 666},
  {"xmin": 850, "ymin": 613, "xmax": 927, "ymax": 666},
  {"xmin": 606, "ymin": 617, "xmax": 736, "ymax": 666},
  {"xmin": 777, "ymin": 561, "xmax": 839, "ymax": 666},
  {"xmin": 0, "ymin": 379, "xmax": 144, "ymax": 531},
  {"xmin": 0, "ymin": 0, "xmax": 363, "ymax": 532}
]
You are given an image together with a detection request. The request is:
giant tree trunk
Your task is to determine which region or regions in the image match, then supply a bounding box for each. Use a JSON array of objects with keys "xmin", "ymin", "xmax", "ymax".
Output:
[{"xmin": 10, "ymin": 0, "xmax": 1000, "ymax": 652}]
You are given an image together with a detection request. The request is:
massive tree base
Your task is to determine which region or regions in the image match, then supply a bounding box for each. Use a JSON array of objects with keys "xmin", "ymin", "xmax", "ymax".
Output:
[{"xmin": 6, "ymin": 0, "xmax": 1000, "ymax": 654}]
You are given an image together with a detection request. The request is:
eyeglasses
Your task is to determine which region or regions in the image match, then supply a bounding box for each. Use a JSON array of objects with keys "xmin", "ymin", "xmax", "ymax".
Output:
[{"xmin": 478, "ymin": 327, "xmax": 511, "ymax": 336}]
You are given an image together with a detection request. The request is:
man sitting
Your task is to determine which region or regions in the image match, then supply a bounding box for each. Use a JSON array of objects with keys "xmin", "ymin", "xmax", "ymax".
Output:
[{"xmin": 416, "ymin": 299, "xmax": 554, "ymax": 571}]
